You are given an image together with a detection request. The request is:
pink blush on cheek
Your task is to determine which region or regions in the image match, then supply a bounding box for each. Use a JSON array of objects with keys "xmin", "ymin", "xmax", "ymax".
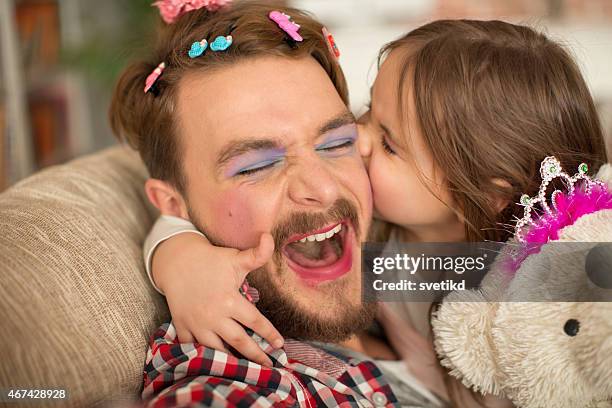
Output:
[{"xmin": 211, "ymin": 190, "xmax": 260, "ymax": 249}]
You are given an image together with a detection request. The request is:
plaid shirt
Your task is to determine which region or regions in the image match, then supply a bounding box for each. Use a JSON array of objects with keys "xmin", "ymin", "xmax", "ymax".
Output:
[{"xmin": 142, "ymin": 322, "xmax": 400, "ymax": 407}]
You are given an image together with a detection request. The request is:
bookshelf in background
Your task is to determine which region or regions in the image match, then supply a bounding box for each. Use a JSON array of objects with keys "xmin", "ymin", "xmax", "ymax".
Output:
[
  {"xmin": 0, "ymin": 0, "xmax": 93, "ymax": 190},
  {"xmin": 0, "ymin": 103, "xmax": 5, "ymax": 191},
  {"xmin": 17, "ymin": 0, "xmax": 73, "ymax": 168},
  {"xmin": 0, "ymin": 0, "xmax": 33, "ymax": 189}
]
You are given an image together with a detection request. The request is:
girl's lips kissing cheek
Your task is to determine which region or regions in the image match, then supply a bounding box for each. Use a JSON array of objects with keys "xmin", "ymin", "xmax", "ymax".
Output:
[{"xmin": 282, "ymin": 221, "xmax": 354, "ymax": 284}]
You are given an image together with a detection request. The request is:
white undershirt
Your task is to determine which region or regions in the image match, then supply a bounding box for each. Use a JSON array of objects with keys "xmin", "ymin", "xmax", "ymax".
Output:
[{"xmin": 143, "ymin": 215, "xmax": 204, "ymax": 294}]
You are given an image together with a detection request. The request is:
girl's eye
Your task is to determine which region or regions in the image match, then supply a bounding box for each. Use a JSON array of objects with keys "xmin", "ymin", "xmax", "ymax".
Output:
[
  {"xmin": 235, "ymin": 160, "xmax": 282, "ymax": 177},
  {"xmin": 316, "ymin": 138, "xmax": 355, "ymax": 152},
  {"xmin": 381, "ymin": 136, "xmax": 396, "ymax": 155}
]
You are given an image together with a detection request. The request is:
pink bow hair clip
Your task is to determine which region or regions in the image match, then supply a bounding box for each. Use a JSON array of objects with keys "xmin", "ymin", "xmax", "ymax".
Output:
[
  {"xmin": 144, "ymin": 62, "xmax": 166, "ymax": 94},
  {"xmin": 269, "ymin": 10, "xmax": 303, "ymax": 42},
  {"xmin": 153, "ymin": 0, "xmax": 232, "ymax": 24}
]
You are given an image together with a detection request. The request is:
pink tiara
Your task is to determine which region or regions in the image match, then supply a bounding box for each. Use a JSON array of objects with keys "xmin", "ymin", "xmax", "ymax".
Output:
[
  {"xmin": 514, "ymin": 156, "xmax": 609, "ymax": 243},
  {"xmin": 504, "ymin": 157, "xmax": 612, "ymax": 275},
  {"xmin": 153, "ymin": 0, "xmax": 232, "ymax": 24}
]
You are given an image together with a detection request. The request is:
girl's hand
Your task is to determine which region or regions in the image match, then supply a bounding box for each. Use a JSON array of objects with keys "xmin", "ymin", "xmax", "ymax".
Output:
[{"xmin": 152, "ymin": 232, "xmax": 284, "ymax": 367}]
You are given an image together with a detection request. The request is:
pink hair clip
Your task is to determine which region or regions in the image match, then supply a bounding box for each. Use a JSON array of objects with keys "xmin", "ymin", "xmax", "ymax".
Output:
[
  {"xmin": 322, "ymin": 27, "xmax": 340, "ymax": 59},
  {"xmin": 153, "ymin": 0, "xmax": 232, "ymax": 24},
  {"xmin": 269, "ymin": 10, "xmax": 303, "ymax": 43},
  {"xmin": 144, "ymin": 62, "xmax": 166, "ymax": 94}
]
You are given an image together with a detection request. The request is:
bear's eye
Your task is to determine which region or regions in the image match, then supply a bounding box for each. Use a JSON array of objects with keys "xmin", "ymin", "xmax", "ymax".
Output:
[{"xmin": 564, "ymin": 319, "xmax": 580, "ymax": 336}]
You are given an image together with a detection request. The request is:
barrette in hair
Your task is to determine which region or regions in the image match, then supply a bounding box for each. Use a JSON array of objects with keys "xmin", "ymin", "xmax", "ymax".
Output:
[
  {"xmin": 322, "ymin": 27, "xmax": 340, "ymax": 59},
  {"xmin": 209, "ymin": 22, "xmax": 236, "ymax": 52},
  {"xmin": 210, "ymin": 35, "xmax": 233, "ymax": 51},
  {"xmin": 188, "ymin": 38, "xmax": 208, "ymax": 58},
  {"xmin": 514, "ymin": 156, "xmax": 607, "ymax": 243},
  {"xmin": 154, "ymin": 0, "xmax": 233, "ymax": 24},
  {"xmin": 144, "ymin": 62, "xmax": 166, "ymax": 94},
  {"xmin": 269, "ymin": 10, "xmax": 303, "ymax": 48}
]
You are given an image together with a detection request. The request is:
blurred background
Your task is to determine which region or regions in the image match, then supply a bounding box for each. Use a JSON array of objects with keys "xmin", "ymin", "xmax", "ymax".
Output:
[{"xmin": 0, "ymin": 0, "xmax": 611, "ymax": 191}]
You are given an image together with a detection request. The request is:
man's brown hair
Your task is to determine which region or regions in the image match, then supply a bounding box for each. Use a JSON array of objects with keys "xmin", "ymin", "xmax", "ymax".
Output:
[{"xmin": 109, "ymin": 1, "xmax": 347, "ymax": 193}]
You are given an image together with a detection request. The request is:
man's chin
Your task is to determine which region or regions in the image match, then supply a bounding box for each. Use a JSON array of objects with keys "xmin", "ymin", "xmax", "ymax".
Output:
[
  {"xmin": 255, "ymin": 292, "xmax": 377, "ymax": 343},
  {"xmin": 248, "ymin": 259, "xmax": 376, "ymax": 343}
]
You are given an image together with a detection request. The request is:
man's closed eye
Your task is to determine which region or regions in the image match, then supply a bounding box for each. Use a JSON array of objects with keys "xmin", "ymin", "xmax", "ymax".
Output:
[
  {"xmin": 235, "ymin": 159, "xmax": 284, "ymax": 177},
  {"xmin": 316, "ymin": 138, "xmax": 356, "ymax": 156}
]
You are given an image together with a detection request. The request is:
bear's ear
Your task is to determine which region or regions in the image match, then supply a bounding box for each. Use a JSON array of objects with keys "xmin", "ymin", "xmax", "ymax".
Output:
[
  {"xmin": 431, "ymin": 290, "xmax": 504, "ymax": 396},
  {"xmin": 595, "ymin": 163, "xmax": 612, "ymax": 186}
]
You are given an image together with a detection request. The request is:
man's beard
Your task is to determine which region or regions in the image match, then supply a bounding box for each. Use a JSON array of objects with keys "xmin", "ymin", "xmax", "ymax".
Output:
[
  {"xmin": 188, "ymin": 198, "xmax": 376, "ymax": 342},
  {"xmin": 249, "ymin": 265, "xmax": 377, "ymax": 342}
]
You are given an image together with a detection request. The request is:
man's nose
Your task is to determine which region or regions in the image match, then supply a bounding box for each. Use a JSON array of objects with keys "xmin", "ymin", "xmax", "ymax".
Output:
[
  {"xmin": 287, "ymin": 158, "xmax": 341, "ymax": 208},
  {"xmin": 357, "ymin": 124, "xmax": 372, "ymax": 169}
]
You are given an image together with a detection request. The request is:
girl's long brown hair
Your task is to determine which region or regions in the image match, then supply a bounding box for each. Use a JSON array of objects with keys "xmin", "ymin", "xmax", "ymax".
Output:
[
  {"xmin": 378, "ymin": 20, "xmax": 607, "ymax": 407},
  {"xmin": 380, "ymin": 19, "xmax": 607, "ymax": 244}
]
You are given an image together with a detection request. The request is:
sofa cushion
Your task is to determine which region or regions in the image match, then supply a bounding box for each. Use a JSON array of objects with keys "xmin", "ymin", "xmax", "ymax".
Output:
[{"xmin": 0, "ymin": 146, "xmax": 169, "ymax": 407}]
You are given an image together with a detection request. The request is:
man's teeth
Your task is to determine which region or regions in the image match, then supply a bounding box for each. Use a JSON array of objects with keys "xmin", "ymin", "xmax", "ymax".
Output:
[{"xmin": 299, "ymin": 224, "xmax": 342, "ymax": 243}]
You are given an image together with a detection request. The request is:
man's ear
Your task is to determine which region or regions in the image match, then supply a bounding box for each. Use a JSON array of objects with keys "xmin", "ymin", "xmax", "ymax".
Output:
[
  {"xmin": 491, "ymin": 178, "xmax": 512, "ymax": 213},
  {"xmin": 145, "ymin": 178, "xmax": 189, "ymax": 218}
]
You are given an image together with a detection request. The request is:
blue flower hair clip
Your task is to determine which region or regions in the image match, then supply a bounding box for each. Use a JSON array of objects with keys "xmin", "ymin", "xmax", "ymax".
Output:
[
  {"xmin": 187, "ymin": 23, "xmax": 235, "ymax": 58},
  {"xmin": 210, "ymin": 35, "xmax": 233, "ymax": 51},
  {"xmin": 188, "ymin": 39, "xmax": 208, "ymax": 58}
]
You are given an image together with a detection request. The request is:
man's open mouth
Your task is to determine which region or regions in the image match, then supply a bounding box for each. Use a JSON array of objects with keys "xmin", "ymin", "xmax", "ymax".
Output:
[{"xmin": 282, "ymin": 220, "xmax": 354, "ymax": 284}]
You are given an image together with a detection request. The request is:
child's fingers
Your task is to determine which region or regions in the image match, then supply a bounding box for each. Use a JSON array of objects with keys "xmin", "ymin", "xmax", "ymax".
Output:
[
  {"xmin": 232, "ymin": 296, "xmax": 284, "ymax": 349},
  {"xmin": 218, "ymin": 320, "xmax": 274, "ymax": 367},
  {"xmin": 175, "ymin": 324, "xmax": 195, "ymax": 344},
  {"xmin": 192, "ymin": 329, "xmax": 230, "ymax": 354},
  {"xmin": 234, "ymin": 233, "xmax": 275, "ymax": 281}
]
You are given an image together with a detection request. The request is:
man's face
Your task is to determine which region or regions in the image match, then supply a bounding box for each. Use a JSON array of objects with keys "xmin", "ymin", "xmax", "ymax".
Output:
[{"xmin": 176, "ymin": 56, "xmax": 374, "ymax": 341}]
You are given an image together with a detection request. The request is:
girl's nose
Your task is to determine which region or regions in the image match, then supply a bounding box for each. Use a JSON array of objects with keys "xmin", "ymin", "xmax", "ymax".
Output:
[{"xmin": 357, "ymin": 123, "xmax": 373, "ymax": 168}]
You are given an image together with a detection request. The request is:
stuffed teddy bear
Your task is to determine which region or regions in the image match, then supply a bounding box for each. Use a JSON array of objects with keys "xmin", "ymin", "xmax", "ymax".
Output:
[{"xmin": 432, "ymin": 157, "xmax": 612, "ymax": 408}]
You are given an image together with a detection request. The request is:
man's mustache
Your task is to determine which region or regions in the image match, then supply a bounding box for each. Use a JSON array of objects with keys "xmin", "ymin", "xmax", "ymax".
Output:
[{"xmin": 271, "ymin": 198, "xmax": 360, "ymax": 251}]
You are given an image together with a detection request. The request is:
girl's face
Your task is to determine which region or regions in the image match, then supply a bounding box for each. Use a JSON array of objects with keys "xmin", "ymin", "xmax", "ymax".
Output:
[{"xmin": 359, "ymin": 49, "xmax": 464, "ymax": 241}]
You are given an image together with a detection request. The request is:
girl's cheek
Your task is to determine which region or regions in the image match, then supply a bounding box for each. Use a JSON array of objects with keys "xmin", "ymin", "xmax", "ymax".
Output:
[{"xmin": 368, "ymin": 156, "xmax": 394, "ymax": 208}]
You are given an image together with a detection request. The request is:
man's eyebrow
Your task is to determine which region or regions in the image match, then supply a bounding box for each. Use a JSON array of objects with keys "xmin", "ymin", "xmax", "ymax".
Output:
[
  {"xmin": 318, "ymin": 111, "xmax": 357, "ymax": 135},
  {"xmin": 216, "ymin": 139, "xmax": 283, "ymax": 168},
  {"xmin": 216, "ymin": 112, "xmax": 356, "ymax": 169}
]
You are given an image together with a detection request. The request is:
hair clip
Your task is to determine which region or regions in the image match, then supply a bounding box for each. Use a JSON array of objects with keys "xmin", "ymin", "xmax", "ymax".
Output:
[
  {"xmin": 322, "ymin": 27, "xmax": 340, "ymax": 59},
  {"xmin": 144, "ymin": 62, "xmax": 166, "ymax": 94},
  {"xmin": 514, "ymin": 156, "xmax": 606, "ymax": 242},
  {"xmin": 210, "ymin": 35, "xmax": 233, "ymax": 51},
  {"xmin": 188, "ymin": 38, "xmax": 208, "ymax": 58},
  {"xmin": 154, "ymin": 0, "xmax": 233, "ymax": 24},
  {"xmin": 190, "ymin": 24, "xmax": 235, "ymax": 57},
  {"xmin": 269, "ymin": 10, "xmax": 303, "ymax": 48}
]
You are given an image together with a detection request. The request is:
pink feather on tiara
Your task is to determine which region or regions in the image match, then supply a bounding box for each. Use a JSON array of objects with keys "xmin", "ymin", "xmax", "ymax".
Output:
[
  {"xmin": 506, "ymin": 157, "xmax": 612, "ymax": 274},
  {"xmin": 153, "ymin": 0, "xmax": 232, "ymax": 24}
]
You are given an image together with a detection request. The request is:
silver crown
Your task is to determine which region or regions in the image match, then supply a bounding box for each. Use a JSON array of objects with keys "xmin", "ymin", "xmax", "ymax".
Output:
[{"xmin": 514, "ymin": 156, "xmax": 605, "ymax": 243}]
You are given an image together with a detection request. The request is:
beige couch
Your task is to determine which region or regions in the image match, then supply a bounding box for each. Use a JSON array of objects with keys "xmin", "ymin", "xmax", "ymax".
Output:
[{"xmin": 0, "ymin": 146, "xmax": 169, "ymax": 407}]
